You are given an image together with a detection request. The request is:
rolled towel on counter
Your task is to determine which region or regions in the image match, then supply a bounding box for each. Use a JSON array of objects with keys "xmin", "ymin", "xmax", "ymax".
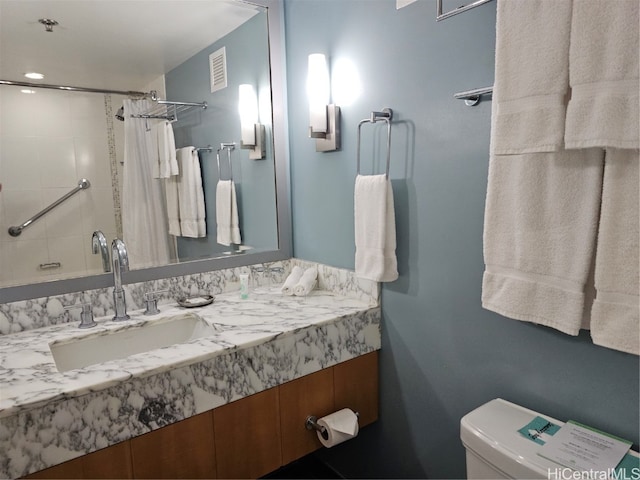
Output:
[
  {"xmin": 281, "ymin": 265, "xmax": 304, "ymax": 295},
  {"xmin": 294, "ymin": 267, "xmax": 318, "ymax": 296}
]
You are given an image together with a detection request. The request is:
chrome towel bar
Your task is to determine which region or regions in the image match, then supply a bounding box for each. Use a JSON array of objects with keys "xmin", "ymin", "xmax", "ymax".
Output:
[
  {"xmin": 436, "ymin": 0, "xmax": 493, "ymax": 21},
  {"xmin": 454, "ymin": 86, "xmax": 494, "ymax": 106},
  {"xmin": 356, "ymin": 108, "xmax": 393, "ymax": 178},
  {"xmin": 8, "ymin": 179, "xmax": 91, "ymax": 237}
]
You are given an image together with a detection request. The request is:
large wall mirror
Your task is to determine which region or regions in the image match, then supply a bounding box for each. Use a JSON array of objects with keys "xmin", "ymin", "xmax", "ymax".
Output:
[{"xmin": 0, "ymin": 0, "xmax": 291, "ymax": 303}]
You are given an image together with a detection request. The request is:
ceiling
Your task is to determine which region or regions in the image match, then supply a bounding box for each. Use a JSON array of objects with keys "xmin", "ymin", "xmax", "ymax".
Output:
[{"xmin": 0, "ymin": 0, "xmax": 260, "ymax": 92}]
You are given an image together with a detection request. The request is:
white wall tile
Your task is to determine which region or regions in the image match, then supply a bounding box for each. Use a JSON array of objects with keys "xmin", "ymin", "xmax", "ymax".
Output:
[
  {"xmin": 34, "ymin": 91, "xmax": 73, "ymax": 138},
  {"xmin": 0, "ymin": 87, "xmax": 37, "ymax": 137},
  {"xmin": 2, "ymin": 189, "xmax": 46, "ymax": 241},
  {"xmin": 37, "ymin": 137, "xmax": 77, "ymax": 188},
  {"xmin": 42, "ymin": 188, "xmax": 84, "ymax": 238},
  {"xmin": 1, "ymin": 137, "xmax": 41, "ymax": 190},
  {"xmin": 74, "ymin": 136, "xmax": 111, "ymax": 187}
]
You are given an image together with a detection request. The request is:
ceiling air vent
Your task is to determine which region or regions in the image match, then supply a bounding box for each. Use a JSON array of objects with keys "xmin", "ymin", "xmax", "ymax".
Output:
[{"xmin": 209, "ymin": 47, "xmax": 228, "ymax": 93}]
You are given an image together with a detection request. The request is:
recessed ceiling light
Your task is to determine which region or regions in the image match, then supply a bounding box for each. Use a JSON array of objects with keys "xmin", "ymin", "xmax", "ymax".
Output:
[
  {"xmin": 20, "ymin": 89, "xmax": 36, "ymax": 94},
  {"xmin": 24, "ymin": 72, "xmax": 44, "ymax": 80}
]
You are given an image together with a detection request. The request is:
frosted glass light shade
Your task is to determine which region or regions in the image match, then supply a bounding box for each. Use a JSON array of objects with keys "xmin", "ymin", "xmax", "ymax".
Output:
[
  {"xmin": 238, "ymin": 84, "xmax": 259, "ymax": 145},
  {"xmin": 307, "ymin": 54, "xmax": 330, "ymax": 133}
]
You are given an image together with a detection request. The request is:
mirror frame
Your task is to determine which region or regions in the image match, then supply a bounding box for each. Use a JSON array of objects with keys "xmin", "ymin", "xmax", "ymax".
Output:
[{"xmin": 0, "ymin": 0, "xmax": 291, "ymax": 304}]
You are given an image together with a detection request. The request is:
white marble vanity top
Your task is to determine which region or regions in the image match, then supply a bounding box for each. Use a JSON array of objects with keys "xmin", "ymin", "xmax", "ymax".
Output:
[
  {"xmin": 0, "ymin": 260, "xmax": 381, "ymax": 478},
  {"xmin": 0, "ymin": 286, "xmax": 377, "ymax": 419}
]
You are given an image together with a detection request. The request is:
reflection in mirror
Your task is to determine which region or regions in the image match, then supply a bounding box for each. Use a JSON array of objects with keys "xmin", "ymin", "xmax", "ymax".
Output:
[{"xmin": 0, "ymin": 0, "xmax": 286, "ymax": 297}]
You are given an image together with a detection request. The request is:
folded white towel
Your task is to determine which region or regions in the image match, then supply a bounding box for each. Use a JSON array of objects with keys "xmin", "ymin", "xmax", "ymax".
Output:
[
  {"xmin": 216, "ymin": 180, "xmax": 241, "ymax": 246},
  {"xmin": 165, "ymin": 176, "xmax": 181, "ymax": 236},
  {"xmin": 177, "ymin": 147, "xmax": 206, "ymax": 238},
  {"xmin": 281, "ymin": 265, "xmax": 304, "ymax": 295},
  {"xmin": 590, "ymin": 148, "xmax": 639, "ymax": 355},
  {"xmin": 294, "ymin": 267, "xmax": 317, "ymax": 296},
  {"xmin": 154, "ymin": 121, "xmax": 179, "ymax": 178},
  {"xmin": 564, "ymin": 0, "xmax": 639, "ymax": 150},
  {"xmin": 354, "ymin": 174, "xmax": 398, "ymax": 282},
  {"xmin": 491, "ymin": 0, "xmax": 572, "ymax": 155}
]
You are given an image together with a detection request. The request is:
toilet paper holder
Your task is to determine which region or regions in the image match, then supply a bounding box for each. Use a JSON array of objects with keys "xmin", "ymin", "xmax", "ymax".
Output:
[{"xmin": 305, "ymin": 411, "xmax": 359, "ymax": 441}]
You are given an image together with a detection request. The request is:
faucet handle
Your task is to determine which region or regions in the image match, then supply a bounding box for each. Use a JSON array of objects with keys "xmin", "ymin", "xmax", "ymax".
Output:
[
  {"xmin": 64, "ymin": 303, "xmax": 97, "ymax": 329},
  {"xmin": 143, "ymin": 290, "xmax": 168, "ymax": 315}
]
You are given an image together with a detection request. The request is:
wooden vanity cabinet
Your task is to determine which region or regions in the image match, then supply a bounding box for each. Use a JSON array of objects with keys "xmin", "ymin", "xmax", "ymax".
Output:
[
  {"xmin": 213, "ymin": 387, "xmax": 282, "ymax": 479},
  {"xmin": 130, "ymin": 411, "xmax": 216, "ymax": 479},
  {"xmin": 23, "ymin": 352, "xmax": 378, "ymax": 480},
  {"xmin": 25, "ymin": 440, "xmax": 133, "ymax": 479}
]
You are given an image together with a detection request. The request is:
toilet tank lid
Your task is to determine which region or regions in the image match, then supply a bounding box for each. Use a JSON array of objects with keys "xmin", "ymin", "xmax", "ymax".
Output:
[
  {"xmin": 460, "ymin": 399, "xmax": 639, "ymax": 479},
  {"xmin": 461, "ymin": 398, "xmax": 568, "ymax": 478}
]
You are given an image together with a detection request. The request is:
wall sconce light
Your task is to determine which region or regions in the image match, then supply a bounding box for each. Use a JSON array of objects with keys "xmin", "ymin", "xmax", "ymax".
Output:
[
  {"xmin": 238, "ymin": 84, "xmax": 265, "ymax": 159},
  {"xmin": 307, "ymin": 53, "xmax": 340, "ymax": 152}
]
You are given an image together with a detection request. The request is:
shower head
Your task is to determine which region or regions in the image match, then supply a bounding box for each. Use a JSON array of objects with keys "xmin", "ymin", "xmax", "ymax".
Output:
[{"xmin": 115, "ymin": 106, "xmax": 125, "ymax": 121}]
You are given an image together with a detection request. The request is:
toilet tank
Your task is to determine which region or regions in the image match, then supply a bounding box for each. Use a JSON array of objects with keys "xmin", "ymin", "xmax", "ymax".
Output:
[{"xmin": 460, "ymin": 398, "xmax": 639, "ymax": 479}]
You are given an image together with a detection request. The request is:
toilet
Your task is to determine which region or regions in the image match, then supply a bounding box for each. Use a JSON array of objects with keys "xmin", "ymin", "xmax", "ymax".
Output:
[{"xmin": 460, "ymin": 398, "xmax": 639, "ymax": 479}]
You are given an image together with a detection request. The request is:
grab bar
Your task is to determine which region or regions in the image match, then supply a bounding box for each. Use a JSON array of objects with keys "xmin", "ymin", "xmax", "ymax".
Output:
[
  {"xmin": 356, "ymin": 108, "xmax": 393, "ymax": 179},
  {"xmin": 8, "ymin": 178, "xmax": 91, "ymax": 237}
]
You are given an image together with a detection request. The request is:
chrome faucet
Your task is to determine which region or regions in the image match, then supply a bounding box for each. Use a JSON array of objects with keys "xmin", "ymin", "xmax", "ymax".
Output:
[
  {"xmin": 111, "ymin": 238, "xmax": 130, "ymax": 321},
  {"xmin": 91, "ymin": 230, "xmax": 111, "ymax": 273}
]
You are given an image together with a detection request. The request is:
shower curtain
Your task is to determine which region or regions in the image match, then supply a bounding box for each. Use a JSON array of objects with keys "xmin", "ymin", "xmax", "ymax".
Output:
[{"xmin": 122, "ymin": 99, "xmax": 173, "ymax": 268}]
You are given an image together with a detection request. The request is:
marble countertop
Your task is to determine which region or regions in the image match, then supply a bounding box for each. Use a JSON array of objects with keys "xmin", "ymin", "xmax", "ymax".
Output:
[{"xmin": 0, "ymin": 286, "xmax": 379, "ymax": 419}]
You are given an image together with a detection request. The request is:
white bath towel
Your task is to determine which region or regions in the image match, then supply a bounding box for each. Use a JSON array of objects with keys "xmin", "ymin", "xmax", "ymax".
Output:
[
  {"xmin": 294, "ymin": 267, "xmax": 317, "ymax": 296},
  {"xmin": 176, "ymin": 147, "xmax": 206, "ymax": 238},
  {"xmin": 590, "ymin": 149, "xmax": 639, "ymax": 355},
  {"xmin": 491, "ymin": 0, "xmax": 572, "ymax": 155},
  {"xmin": 154, "ymin": 121, "xmax": 179, "ymax": 178},
  {"xmin": 216, "ymin": 180, "xmax": 241, "ymax": 246},
  {"xmin": 165, "ymin": 176, "xmax": 181, "ymax": 236},
  {"xmin": 565, "ymin": 0, "xmax": 639, "ymax": 150},
  {"xmin": 482, "ymin": 150, "xmax": 604, "ymax": 335},
  {"xmin": 354, "ymin": 174, "xmax": 398, "ymax": 282},
  {"xmin": 281, "ymin": 265, "xmax": 304, "ymax": 295}
]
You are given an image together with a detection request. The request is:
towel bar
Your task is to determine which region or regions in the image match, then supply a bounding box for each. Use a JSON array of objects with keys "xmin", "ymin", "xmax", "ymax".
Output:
[
  {"xmin": 454, "ymin": 86, "xmax": 493, "ymax": 106},
  {"xmin": 356, "ymin": 108, "xmax": 393, "ymax": 178}
]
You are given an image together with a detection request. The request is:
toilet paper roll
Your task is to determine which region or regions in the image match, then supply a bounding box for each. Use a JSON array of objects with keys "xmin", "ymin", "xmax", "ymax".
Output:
[{"xmin": 316, "ymin": 408, "xmax": 359, "ymax": 448}]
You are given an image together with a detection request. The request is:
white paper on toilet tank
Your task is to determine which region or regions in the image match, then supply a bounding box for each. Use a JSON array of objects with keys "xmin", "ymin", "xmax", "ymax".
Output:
[
  {"xmin": 538, "ymin": 421, "xmax": 632, "ymax": 473},
  {"xmin": 317, "ymin": 408, "xmax": 359, "ymax": 448}
]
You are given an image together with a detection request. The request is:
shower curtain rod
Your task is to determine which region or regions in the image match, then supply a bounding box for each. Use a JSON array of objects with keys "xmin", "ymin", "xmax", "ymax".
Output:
[{"xmin": 0, "ymin": 79, "xmax": 151, "ymax": 97}]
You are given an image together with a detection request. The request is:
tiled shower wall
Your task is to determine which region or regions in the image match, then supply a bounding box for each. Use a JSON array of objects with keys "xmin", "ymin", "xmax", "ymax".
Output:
[{"xmin": 0, "ymin": 87, "xmax": 121, "ymax": 286}]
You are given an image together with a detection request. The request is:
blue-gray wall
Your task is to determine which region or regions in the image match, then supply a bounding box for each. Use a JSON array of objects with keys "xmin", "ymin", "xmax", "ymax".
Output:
[
  {"xmin": 166, "ymin": 11, "xmax": 278, "ymax": 261},
  {"xmin": 283, "ymin": 1, "xmax": 639, "ymax": 478}
]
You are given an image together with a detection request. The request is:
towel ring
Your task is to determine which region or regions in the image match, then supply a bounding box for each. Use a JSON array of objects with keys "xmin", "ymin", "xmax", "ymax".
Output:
[
  {"xmin": 356, "ymin": 108, "xmax": 393, "ymax": 178},
  {"xmin": 216, "ymin": 142, "xmax": 235, "ymax": 181}
]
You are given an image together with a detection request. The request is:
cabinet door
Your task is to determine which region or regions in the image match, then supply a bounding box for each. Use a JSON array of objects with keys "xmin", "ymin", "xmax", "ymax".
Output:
[
  {"xmin": 279, "ymin": 367, "xmax": 335, "ymax": 465},
  {"xmin": 23, "ymin": 458, "xmax": 83, "ymax": 479},
  {"xmin": 213, "ymin": 388, "xmax": 282, "ymax": 479},
  {"xmin": 82, "ymin": 441, "xmax": 133, "ymax": 479},
  {"xmin": 24, "ymin": 441, "xmax": 133, "ymax": 479},
  {"xmin": 333, "ymin": 351, "xmax": 379, "ymax": 427},
  {"xmin": 130, "ymin": 411, "xmax": 216, "ymax": 479}
]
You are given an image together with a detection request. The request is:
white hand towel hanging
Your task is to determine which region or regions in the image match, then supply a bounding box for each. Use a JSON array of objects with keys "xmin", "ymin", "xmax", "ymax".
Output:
[
  {"xmin": 176, "ymin": 146, "xmax": 206, "ymax": 238},
  {"xmin": 354, "ymin": 174, "xmax": 398, "ymax": 282},
  {"xmin": 216, "ymin": 179, "xmax": 241, "ymax": 246},
  {"xmin": 154, "ymin": 121, "xmax": 179, "ymax": 178}
]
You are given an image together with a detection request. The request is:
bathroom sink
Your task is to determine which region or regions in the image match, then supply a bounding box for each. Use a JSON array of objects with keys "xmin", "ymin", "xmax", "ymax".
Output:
[{"xmin": 50, "ymin": 313, "xmax": 216, "ymax": 373}]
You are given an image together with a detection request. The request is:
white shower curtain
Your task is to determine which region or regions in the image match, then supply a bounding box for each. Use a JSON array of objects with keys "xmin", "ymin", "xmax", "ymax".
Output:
[{"xmin": 122, "ymin": 99, "xmax": 173, "ymax": 269}]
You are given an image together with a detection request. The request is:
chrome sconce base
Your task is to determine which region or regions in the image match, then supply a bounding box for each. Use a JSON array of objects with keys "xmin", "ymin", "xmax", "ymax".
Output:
[
  {"xmin": 241, "ymin": 123, "xmax": 266, "ymax": 159},
  {"xmin": 309, "ymin": 104, "xmax": 341, "ymax": 152}
]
